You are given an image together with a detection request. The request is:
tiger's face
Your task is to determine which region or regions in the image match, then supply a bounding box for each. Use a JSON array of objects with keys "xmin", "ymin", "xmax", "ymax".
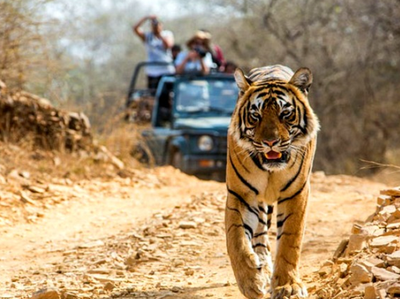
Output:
[{"xmin": 229, "ymin": 67, "xmax": 319, "ymax": 172}]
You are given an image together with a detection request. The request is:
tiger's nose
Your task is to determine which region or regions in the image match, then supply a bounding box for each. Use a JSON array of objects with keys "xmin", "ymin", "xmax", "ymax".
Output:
[{"xmin": 263, "ymin": 138, "xmax": 280, "ymax": 147}]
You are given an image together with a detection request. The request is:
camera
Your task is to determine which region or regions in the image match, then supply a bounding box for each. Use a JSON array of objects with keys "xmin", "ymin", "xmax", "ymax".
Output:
[
  {"xmin": 152, "ymin": 19, "xmax": 159, "ymax": 26},
  {"xmin": 194, "ymin": 47, "xmax": 207, "ymax": 58}
]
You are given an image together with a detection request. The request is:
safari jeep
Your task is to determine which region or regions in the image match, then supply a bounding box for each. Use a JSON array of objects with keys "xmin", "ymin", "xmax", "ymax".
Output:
[{"xmin": 138, "ymin": 72, "xmax": 238, "ymax": 181}]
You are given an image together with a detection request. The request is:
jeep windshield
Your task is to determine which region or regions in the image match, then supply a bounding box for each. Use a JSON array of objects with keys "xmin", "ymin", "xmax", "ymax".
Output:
[{"xmin": 175, "ymin": 79, "xmax": 238, "ymax": 115}]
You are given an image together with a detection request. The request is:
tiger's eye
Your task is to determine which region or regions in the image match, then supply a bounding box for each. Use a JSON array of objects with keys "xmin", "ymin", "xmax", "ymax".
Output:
[
  {"xmin": 280, "ymin": 109, "xmax": 293, "ymax": 119},
  {"xmin": 250, "ymin": 111, "xmax": 260, "ymax": 120}
]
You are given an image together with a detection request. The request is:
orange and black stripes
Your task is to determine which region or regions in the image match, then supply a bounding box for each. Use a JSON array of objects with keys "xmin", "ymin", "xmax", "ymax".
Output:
[
  {"xmin": 277, "ymin": 181, "xmax": 307, "ymax": 205},
  {"xmin": 280, "ymin": 154, "xmax": 305, "ymax": 192},
  {"xmin": 229, "ymin": 154, "xmax": 259, "ymax": 195},
  {"xmin": 226, "ymin": 65, "xmax": 319, "ymax": 299}
]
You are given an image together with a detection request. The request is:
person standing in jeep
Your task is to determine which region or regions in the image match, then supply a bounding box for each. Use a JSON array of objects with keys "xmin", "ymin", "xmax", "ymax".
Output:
[{"xmin": 133, "ymin": 15, "xmax": 175, "ymax": 93}]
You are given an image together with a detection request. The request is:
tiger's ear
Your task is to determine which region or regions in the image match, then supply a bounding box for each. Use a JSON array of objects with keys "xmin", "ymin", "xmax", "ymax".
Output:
[
  {"xmin": 289, "ymin": 67, "xmax": 313, "ymax": 94},
  {"xmin": 234, "ymin": 68, "xmax": 252, "ymax": 92}
]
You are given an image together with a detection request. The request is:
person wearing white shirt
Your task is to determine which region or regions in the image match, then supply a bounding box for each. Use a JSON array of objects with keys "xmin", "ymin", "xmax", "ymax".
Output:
[{"xmin": 133, "ymin": 15, "xmax": 175, "ymax": 91}]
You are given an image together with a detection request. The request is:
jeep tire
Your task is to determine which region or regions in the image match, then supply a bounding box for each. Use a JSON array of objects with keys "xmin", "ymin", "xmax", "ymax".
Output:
[{"xmin": 171, "ymin": 151, "xmax": 183, "ymax": 170}]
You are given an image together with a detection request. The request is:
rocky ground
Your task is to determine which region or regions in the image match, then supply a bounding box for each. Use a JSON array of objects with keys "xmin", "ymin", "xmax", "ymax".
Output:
[
  {"xmin": 315, "ymin": 187, "xmax": 400, "ymax": 299},
  {"xmin": 1, "ymin": 79, "xmax": 400, "ymax": 299},
  {"xmin": 1, "ymin": 139, "xmax": 397, "ymax": 299}
]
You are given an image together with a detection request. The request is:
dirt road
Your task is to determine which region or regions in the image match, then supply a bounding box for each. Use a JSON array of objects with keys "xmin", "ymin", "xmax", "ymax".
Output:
[{"xmin": 0, "ymin": 166, "xmax": 386, "ymax": 298}]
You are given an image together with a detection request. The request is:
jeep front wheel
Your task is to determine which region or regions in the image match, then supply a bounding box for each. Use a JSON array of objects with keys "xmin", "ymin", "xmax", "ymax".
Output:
[{"xmin": 171, "ymin": 151, "xmax": 183, "ymax": 170}]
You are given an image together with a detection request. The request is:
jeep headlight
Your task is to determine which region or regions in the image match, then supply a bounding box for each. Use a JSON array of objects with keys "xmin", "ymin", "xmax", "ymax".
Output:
[{"xmin": 198, "ymin": 135, "xmax": 213, "ymax": 151}]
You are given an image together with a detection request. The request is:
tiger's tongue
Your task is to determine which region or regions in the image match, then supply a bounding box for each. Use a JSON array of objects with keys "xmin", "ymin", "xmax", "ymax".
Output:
[{"xmin": 265, "ymin": 151, "xmax": 282, "ymax": 160}]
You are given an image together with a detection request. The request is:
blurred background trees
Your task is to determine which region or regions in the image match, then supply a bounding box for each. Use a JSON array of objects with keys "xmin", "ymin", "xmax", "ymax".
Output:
[{"xmin": 1, "ymin": 0, "xmax": 400, "ymax": 175}]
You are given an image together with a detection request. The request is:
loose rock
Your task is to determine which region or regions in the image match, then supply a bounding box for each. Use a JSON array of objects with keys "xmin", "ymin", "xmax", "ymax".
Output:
[
  {"xmin": 178, "ymin": 221, "xmax": 197, "ymax": 229},
  {"xmin": 31, "ymin": 289, "xmax": 60, "ymax": 299}
]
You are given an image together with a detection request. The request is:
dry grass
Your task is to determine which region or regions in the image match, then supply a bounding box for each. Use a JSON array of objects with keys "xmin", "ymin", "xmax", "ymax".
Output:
[
  {"xmin": 93, "ymin": 111, "xmax": 150, "ymax": 168},
  {"xmin": 0, "ymin": 142, "xmax": 86, "ymax": 181},
  {"xmin": 362, "ymin": 151, "xmax": 400, "ymax": 186},
  {"xmin": 0, "ymin": 134, "xmax": 140, "ymax": 183}
]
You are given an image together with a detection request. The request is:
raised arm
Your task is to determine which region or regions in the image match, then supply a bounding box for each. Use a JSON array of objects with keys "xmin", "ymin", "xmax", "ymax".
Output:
[{"xmin": 133, "ymin": 15, "xmax": 155, "ymax": 42}]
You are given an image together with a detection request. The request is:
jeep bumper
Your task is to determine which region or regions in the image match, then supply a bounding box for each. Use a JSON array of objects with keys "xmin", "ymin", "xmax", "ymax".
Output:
[{"xmin": 181, "ymin": 155, "xmax": 227, "ymax": 175}]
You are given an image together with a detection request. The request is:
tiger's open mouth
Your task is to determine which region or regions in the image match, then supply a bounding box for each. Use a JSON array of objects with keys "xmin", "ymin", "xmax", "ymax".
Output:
[
  {"xmin": 262, "ymin": 151, "xmax": 289, "ymax": 163},
  {"xmin": 264, "ymin": 151, "xmax": 282, "ymax": 160}
]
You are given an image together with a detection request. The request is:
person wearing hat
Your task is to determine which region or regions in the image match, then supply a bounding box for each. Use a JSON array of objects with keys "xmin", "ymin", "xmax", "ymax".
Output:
[
  {"xmin": 133, "ymin": 15, "xmax": 175, "ymax": 92},
  {"xmin": 174, "ymin": 31, "xmax": 214, "ymax": 75},
  {"xmin": 198, "ymin": 29, "xmax": 226, "ymax": 71}
]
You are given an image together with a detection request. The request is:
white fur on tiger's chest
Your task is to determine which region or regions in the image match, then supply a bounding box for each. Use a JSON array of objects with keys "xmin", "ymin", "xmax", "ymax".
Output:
[
  {"xmin": 246, "ymin": 172, "xmax": 279, "ymax": 204},
  {"xmin": 255, "ymin": 178, "xmax": 283, "ymax": 205},
  {"xmin": 252, "ymin": 167, "xmax": 304, "ymax": 205}
]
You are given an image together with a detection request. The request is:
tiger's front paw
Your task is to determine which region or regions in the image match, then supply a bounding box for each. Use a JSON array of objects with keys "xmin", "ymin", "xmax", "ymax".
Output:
[
  {"xmin": 232, "ymin": 252, "xmax": 269, "ymax": 299},
  {"xmin": 237, "ymin": 269, "xmax": 267, "ymax": 299},
  {"xmin": 271, "ymin": 281, "xmax": 308, "ymax": 299}
]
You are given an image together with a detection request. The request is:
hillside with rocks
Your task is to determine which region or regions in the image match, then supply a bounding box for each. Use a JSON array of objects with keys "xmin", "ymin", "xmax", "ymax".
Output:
[
  {"xmin": 0, "ymin": 80, "xmax": 124, "ymax": 171},
  {"xmin": 0, "ymin": 80, "xmax": 92, "ymax": 152}
]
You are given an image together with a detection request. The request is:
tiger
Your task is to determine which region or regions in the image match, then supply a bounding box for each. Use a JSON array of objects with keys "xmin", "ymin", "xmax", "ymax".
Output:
[{"xmin": 225, "ymin": 64, "xmax": 319, "ymax": 299}]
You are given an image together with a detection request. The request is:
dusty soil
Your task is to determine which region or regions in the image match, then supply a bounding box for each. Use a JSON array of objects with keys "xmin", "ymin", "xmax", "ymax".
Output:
[{"xmin": 0, "ymin": 153, "xmax": 390, "ymax": 298}]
